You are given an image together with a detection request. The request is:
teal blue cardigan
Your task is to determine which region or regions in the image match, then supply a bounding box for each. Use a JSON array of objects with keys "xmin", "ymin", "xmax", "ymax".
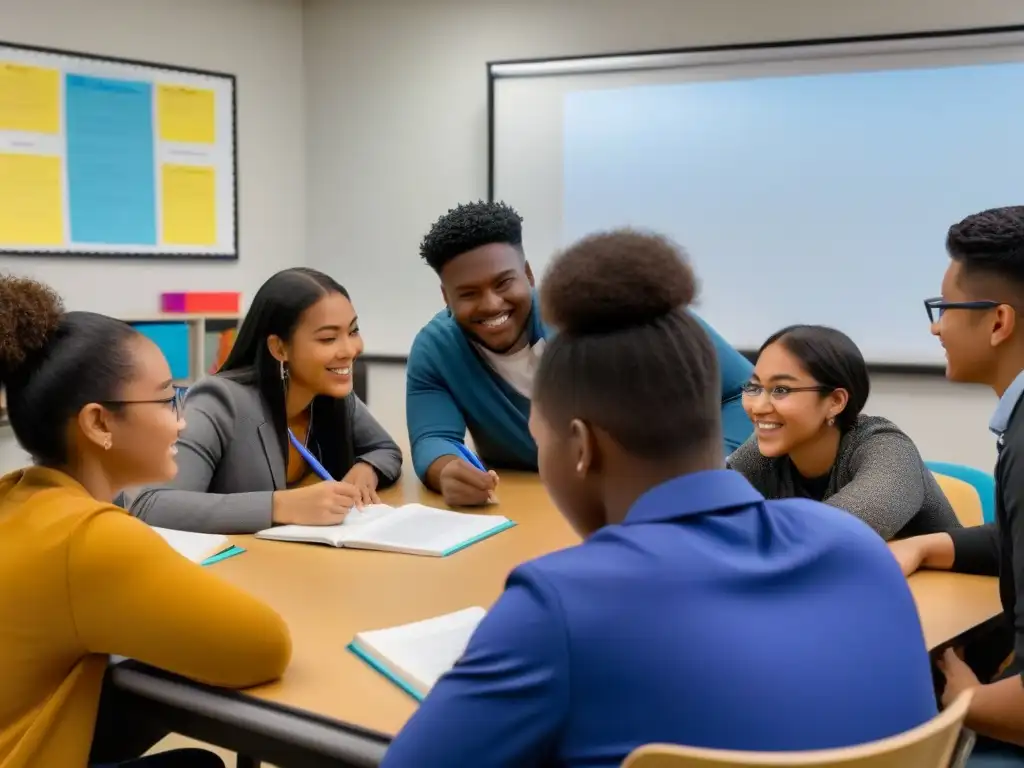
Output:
[{"xmin": 405, "ymin": 303, "xmax": 754, "ymax": 481}]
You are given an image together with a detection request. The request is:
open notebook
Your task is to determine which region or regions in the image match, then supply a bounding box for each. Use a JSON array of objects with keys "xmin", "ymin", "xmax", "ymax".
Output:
[
  {"xmin": 348, "ymin": 607, "xmax": 486, "ymax": 700},
  {"xmin": 151, "ymin": 527, "xmax": 244, "ymax": 566},
  {"xmin": 254, "ymin": 503, "xmax": 515, "ymax": 557}
]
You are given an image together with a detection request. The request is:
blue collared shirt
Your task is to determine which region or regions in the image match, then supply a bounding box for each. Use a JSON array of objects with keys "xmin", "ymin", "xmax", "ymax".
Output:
[
  {"xmin": 382, "ymin": 470, "xmax": 937, "ymax": 768},
  {"xmin": 990, "ymin": 369, "xmax": 1024, "ymax": 442}
]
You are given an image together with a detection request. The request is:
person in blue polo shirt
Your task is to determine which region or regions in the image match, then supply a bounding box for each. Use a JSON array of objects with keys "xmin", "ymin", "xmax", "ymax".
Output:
[
  {"xmin": 383, "ymin": 229, "xmax": 937, "ymax": 768},
  {"xmin": 406, "ymin": 200, "xmax": 754, "ymax": 505}
]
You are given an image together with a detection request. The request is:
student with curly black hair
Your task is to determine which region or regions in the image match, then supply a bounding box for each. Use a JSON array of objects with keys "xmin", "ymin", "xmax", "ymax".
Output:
[
  {"xmin": 0, "ymin": 275, "xmax": 290, "ymax": 768},
  {"xmin": 407, "ymin": 200, "xmax": 755, "ymax": 506},
  {"xmin": 384, "ymin": 230, "xmax": 936, "ymax": 767}
]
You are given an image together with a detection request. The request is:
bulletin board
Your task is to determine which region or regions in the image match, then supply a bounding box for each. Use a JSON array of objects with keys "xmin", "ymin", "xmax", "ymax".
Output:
[{"xmin": 0, "ymin": 42, "xmax": 237, "ymax": 260}]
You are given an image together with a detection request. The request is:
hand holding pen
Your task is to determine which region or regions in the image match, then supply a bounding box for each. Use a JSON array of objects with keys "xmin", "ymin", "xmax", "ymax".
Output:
[
  {"xmin": 269, "ymin": 429, "xmax": 365, "ymax": 526},
  {"xmin": 438, "ymin": 443, "xmax": 500, "ymax": 507}
]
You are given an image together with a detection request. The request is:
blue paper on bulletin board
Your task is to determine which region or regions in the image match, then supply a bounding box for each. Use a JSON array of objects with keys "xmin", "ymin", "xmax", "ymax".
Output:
[{"xmin": 132, "ymin": 322, "xmax": 190, "ymax": 380}]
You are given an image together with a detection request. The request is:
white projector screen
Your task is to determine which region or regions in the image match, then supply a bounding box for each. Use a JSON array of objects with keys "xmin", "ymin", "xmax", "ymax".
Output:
[{"xmin": 490, "ymin": 27, "xmax": 1024, "ymax": 369}]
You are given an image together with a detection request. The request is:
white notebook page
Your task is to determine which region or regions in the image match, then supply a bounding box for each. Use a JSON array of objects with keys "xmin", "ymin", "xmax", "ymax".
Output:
[
  {"xmin": 358, "ymin": 607, "xmax": 486, "ymax": 692},
  {"xmin": 348, "ymin": 506, "xmax": 505, "ymax": 552},
  {"xmin": 152, "ymin": 527, "xmax": 229, "ymax": 563}
]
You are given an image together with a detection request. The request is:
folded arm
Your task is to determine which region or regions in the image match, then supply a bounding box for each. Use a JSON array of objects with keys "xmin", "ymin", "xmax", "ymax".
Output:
[
  {"xmin": 69, "ymin": 511, "xmax": 291, "ymax": 688},
  {"xmin": 349, "ymin": 394, "xmax": 403, "ymax": 487},
  {"xmin": 130, "ymin": 380, "xmax": 274, "ymax": 534},
  {"xmin": 826, "ymin": 431, "xmax": 929, "ymax": 540},
  {"xmin": 959, "ymin": 447, "xmax": 1024, "ymax": 741},
  {"xmin": 382, "ymin": 566, "xmax": 568, "ymax": 767}
]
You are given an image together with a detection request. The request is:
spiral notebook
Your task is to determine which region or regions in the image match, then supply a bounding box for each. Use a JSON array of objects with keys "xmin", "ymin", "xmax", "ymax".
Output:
[
  {"xmin": 255, "ymin": 503, "xmax": 514, "ymax": 557},
  {"xmin": 348, "ymin": 607, "xmax": 486, "ymax": 700}
]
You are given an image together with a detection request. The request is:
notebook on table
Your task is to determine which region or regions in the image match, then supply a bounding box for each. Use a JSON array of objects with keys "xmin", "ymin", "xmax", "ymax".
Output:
[
  {"xmin": 348, "ymin": 607, "xmax": 486, "ymax": 700},
  {"xmin": 254, "ymin": 503, "xmax": 515, "ymax": 557},
  {"xmin": 151, "ymin": 527, "xmax": 245, "ymax": 566}
]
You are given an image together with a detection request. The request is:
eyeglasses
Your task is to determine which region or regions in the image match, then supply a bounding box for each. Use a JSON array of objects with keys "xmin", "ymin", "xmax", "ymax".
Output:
[
  {"xmin": 923, "ymin": 297, "xmax": 1002, "ymax": 324},
  {"xmin": 740, "ymin": 383, "xmax": 834, "ymax": 402},
  {"xmin": 101, "ymin": 388, "xmax": 185, "ymax": 418}
]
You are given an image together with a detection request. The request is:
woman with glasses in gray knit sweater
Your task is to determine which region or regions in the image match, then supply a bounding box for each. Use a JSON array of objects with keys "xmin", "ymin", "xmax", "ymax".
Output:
[{"xmin": 727, "ymin": 325, "xmax": 961, "ymax": 541}]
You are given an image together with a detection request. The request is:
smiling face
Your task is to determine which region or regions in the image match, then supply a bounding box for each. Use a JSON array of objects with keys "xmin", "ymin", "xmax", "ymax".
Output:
[
  {"xmin": 439, "ymin": 243, "xmax": 535, "ymax": 354},
  {"xmin": 932, "ymin": 259, "xmax": 1006, "ymax": 385},
  {"xmin": 99, "ymin": 336, "xmax": 185, "ymax": 487},
  {"xmin": 743, "ymin": 341, "xmax": 848, "ymax": 458},
  {"xmin": 271, "ymin": 291, "xmax": 363, "ymax": 399}
]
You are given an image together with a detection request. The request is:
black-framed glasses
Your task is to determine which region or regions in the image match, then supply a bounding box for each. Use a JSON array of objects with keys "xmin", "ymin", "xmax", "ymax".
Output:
[
  {"xmin": 740, "ymin": 383, "xmax": 834, "ymax": 402},
  {"xmin": 923, "ymin": 297, "xmax": 1002, "ymax": 324},
  {"xmin": 101, "ymin": 388, "xmax": 185, "ymax": 418}
]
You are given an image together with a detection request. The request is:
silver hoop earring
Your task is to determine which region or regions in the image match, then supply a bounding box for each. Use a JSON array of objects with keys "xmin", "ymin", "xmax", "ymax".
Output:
[{"xmin": 280, "ymin": 361, "xmax": 288, "ymax": 381}]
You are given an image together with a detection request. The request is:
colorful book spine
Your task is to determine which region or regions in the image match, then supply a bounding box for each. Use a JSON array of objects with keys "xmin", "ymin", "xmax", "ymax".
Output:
[{"xmin": 161, "ymin": 291, "xmax": 240, "ymax": 313}]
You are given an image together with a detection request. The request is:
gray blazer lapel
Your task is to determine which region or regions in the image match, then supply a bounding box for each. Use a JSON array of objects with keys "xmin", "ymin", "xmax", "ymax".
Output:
[{"xmin": 257, "ymin": 421, "xmax": 287, "ymax": 490}]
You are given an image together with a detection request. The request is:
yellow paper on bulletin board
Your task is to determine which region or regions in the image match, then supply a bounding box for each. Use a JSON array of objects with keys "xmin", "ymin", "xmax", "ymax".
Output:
[
  {"xmin": 0, "ymin": 153, "xmax": 64, "ymax": 245},
  {"xmin": 0, "ymin": 62, "xmax": 60, "ymax": 134},
  {"xmin": 157, "ymin": 85, "xmax": 215, "ymax": 144},
  {"xmin": 162, "ymin": 164, "xmax": 216, "ymax": 246}
]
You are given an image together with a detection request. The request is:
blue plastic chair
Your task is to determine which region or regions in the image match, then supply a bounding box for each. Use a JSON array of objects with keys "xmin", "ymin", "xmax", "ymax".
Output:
[{"xmin": 925, "ymin": 461, "xmax": 996, "ymax": 524}]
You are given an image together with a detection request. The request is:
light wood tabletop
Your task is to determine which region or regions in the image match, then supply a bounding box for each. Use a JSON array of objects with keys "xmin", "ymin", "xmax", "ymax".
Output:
[{"xmin": 207, "ymin": 472, "xmax": 1002, "ymax": 740}]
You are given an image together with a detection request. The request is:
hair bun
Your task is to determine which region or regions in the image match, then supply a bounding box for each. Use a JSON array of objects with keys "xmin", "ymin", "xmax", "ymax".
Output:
[
  {"xmin": 0, "ymin": 274, "xmax": 64, "ymax": 381},
  {"xmin": 540, "ymin": 229, "xmax": 697, "ymax": 335}
]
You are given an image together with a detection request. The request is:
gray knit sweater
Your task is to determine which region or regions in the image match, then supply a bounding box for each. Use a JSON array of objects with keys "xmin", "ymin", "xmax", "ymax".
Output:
[{"xmin": 726, "ymin": 414, "xmax": 962, "ymax": 540}]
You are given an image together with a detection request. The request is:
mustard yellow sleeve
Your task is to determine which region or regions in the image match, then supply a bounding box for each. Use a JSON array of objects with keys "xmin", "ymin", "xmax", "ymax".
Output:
[{"xmin": 67, "ymin": 510, "xmax": 291, "ymax": 688}]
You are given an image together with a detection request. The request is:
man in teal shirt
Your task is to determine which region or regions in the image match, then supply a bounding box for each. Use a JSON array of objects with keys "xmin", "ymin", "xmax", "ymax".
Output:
[{"xmin": 406, "ymin": 200, "xmax": 753, "ymax": 505}]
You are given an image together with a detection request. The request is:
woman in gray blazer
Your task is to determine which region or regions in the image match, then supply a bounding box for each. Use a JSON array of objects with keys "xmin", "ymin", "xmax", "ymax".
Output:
[
  {"xmin": 727, "ymin": 324, "xmax": 960, "ymax": 541},
  {"xmin": 130, "ymin": 268, "xmax": 403, "ymax": 534}
]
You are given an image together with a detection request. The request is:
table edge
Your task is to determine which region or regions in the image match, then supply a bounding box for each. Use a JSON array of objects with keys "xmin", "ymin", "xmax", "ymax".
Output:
[{"xmin": 110, "ymin": 662, "xmax": 390, "ymax": 765}]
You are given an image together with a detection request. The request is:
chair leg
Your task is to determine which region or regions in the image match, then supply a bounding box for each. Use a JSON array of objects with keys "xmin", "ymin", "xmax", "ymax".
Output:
[{"xmin": 236, "ymin": 756, "xmax": 261, "ymax": 768}]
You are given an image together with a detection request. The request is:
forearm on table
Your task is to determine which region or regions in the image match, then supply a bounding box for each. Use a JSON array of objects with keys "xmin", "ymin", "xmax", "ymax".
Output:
[
  {"xmin": 424, "ymin": 454, "xmax": 459, "ymax": 492},
  {"xmin": 134, "ymin": 489, "xmax": 273, "ymax": 534},
  {"xmin": 966, "ymin": 676, "xmax": 1024, "ymax": 746},
  {"xmin": 917, "ymin": 533, "xmax": 957, "ymax": 570}
]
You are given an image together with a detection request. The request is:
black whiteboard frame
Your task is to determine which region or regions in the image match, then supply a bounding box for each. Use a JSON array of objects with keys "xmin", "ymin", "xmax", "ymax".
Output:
[
  {"xmin": 0, "ymin": 40, "xmax": 239, "ymax": 263},
  {"xmin": 486, "ymin": 24, "xmax": 1024, "ymax": 376}
]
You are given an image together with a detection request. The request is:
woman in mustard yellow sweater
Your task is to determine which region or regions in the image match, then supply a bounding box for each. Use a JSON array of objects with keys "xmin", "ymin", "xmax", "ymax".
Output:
[{"xmin": 0, "ymin": 275, "xmax": 292, "ymax": 768}]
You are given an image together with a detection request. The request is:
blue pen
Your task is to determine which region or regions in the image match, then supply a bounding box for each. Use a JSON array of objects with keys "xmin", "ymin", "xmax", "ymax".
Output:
[
  {"xmin": 288, "ymin": 429, "xmax": 335, "ymax": 482},
  {"xmin": 452, "ymin": 441, "xmax": 488, "ymax": 473}
]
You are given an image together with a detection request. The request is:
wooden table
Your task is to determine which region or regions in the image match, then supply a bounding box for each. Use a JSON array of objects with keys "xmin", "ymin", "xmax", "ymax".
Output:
[{"xmin": 111, "ymin": 473, "xmax": 1003, "ymax": 768}]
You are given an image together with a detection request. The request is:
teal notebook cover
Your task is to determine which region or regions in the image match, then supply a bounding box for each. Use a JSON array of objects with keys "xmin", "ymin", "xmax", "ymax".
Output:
[
  {"xmin": 439, "ymin": 519, "xmax": 516, "ymax": 557},
  {"xmin": 348, "ymin": 640, "xmax": 425, "ymax": 701},
  {"xmin": 202, "ymin": 545, "xmax": 245, "ymax": 566}
]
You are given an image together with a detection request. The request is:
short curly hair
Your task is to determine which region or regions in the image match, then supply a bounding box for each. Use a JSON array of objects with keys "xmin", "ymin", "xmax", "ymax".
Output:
[
  {"xmin": 534, "ymin": 229, "xmax": 720, "ymax": 459},
  {"xmin": 420, "ymin": 201, "xmax": 523, "ymax": 274},
  {"xmin": 947, "ymin": 206, "xmax": 1024, "ymax": 286}
]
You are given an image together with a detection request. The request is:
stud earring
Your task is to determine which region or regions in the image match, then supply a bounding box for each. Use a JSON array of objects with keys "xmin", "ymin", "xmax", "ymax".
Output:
[
  {"xmin": 103, "ymin": 436, "xmax": 112, "ymax": 450},
  {"xmin": 827, "ymin": 417, "xmax": 836, "ymax": 427}
]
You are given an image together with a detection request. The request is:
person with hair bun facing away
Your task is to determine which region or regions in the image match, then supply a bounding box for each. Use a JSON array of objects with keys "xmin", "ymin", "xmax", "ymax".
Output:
[
  {"xmin": 0, "ymin": 276, "xmax": 291, "ymax": 768},
  {"xmin": 382, "ymin": 231, "xmax": 937, "ymax": 768},
  {"xmin": 727, "ymin": 325, "xmax": 960, "ymax": 540}
]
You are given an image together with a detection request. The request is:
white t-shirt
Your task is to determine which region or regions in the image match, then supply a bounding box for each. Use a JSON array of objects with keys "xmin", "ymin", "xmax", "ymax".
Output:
[{"xmin": 476, "ymin": 338, "xmax": 546, "ymax": 399}]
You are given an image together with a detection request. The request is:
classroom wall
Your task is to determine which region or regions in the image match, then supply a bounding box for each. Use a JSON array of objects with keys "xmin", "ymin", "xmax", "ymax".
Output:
[
  {"xmin": 0, "ymin": 0, "xmax": 305, "ymax": 471},
  {"xmin": 304, "ymin": 0, "xmax": 1022, "ymax": 471}
]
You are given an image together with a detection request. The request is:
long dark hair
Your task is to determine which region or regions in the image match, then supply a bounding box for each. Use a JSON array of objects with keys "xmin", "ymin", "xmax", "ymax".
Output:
[{"xmin": 219, "ymin": 267, "xmax": 355, "ymax": 476}]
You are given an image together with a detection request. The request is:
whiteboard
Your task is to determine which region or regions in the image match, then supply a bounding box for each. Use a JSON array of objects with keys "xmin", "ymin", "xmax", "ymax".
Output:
[
  {"xmin": 0, "ymin": 41, "xmax": 237, "ymax": 259},
  {"xmin": 490, "ymin": 27, "xmax": 1024, "ymax": 368}
]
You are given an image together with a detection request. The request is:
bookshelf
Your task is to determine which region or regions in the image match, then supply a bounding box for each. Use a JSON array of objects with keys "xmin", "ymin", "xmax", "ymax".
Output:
[
  {"xmin": 122, "ymin": 312, "xmax": 241, "ymax": 385},
  {"xmin": 0, "ymin": 312, "xmax": 240, "ymax": 428}
]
